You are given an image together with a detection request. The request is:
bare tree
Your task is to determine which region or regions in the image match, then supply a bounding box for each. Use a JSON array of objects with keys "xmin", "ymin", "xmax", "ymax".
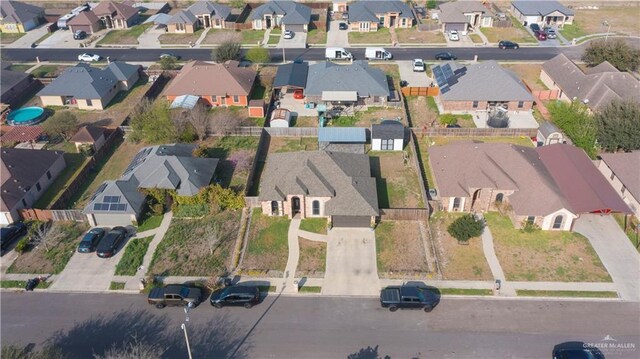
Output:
[
  {"xmin": 187, "ymin": 103, "xmax": 211, "ymax": 139},
  {"xmin": 209, "ymin": 108, "xmax": 244, "ymax": 135},
  {"xmin": 204, "ymin": 224, "xmax": 222, "ymax": 255},
  {"xmin": 31, "ymin": 222, "xmax": 65, "ymax": 252}
]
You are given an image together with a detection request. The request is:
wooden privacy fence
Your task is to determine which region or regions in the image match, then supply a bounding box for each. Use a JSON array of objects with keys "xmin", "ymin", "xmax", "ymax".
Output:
[
  {"xmin": 401, "ymin": 87, "xmax": 439, "ymax": 97},
  {"xmin": 19, "ymin": 209, "xmax": 85, "ymax": 222},
  {"xmin": 379, "ymin": 208, "xmax": 430, "ymax": 221},
  {"xmin": 411, "ymin": 127, "xmax": 537, "ymax": 137}
]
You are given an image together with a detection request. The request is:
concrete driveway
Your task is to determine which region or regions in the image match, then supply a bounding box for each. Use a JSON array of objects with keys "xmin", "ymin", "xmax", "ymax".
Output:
[
  {"xmin": 278, "ymin": 31, "xmax": 307, "ymax": 48},
  {"xmin": 397, "ymin": 60, "xmax": 432, "ymax": 87},
  {"xmin": 322, "ymin": 228, "xmax": 380, "ymax": 296},
  {"xmin": 574, "ymin": 214, "xmax": 640, "ymax": 302},
  {"xmin": 326, "ymin": 19, "xmax": 349, "ymax": 47}
]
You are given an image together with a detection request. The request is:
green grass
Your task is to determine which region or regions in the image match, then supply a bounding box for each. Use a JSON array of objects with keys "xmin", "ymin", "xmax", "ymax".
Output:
[
  {"xmin": 559, "ymin": 23, "xmax": 588, "ymax": 41},
  {"xmin": 109, "ymin": 282, "xmax": 126, "ymax": 290},
  {"xmin": 137, "ymin": 214, "xmax": 163, "ymax": 232},
  {"xmin": 330, "ymin": 116, "xmax": 358, "ymax": 127},
  {"xmin": 33, "ymin": 153, "xmax": 88, "ymax": 209},
  {"xmin": 8, "ymin": 64, "xmax": 32, "ymax": 72},
  {"xmin": 298, "ymin": 285, "xmax": 322, "ymax": 293},
  {"xmin": 299, "ymin": 218, "xmax": 327, "ymax": 234},
  {"xmin": 348, "ymin": 28, "xmax": 391, "ymax": 44},
  {"xmin": 438, "ymin": 288, "xmax": 493, "ymax": 296},
  {"xmin": 115, "ymin": 236, "xmax": 153, "ymax": 276},
  {"xmin": 97, "ymin": 24, "xmax": 152, "ymax": 45},
  {"xmin": 0, "ymin": 280, "xmax": 51, "ymax": 289},
  {"xmin": 517, "ymin": 290, "xmax": 618, "ymax": 298},
  {"xmin": 242, "ymin": 30, "xmax": 266, "ymax": 44}
]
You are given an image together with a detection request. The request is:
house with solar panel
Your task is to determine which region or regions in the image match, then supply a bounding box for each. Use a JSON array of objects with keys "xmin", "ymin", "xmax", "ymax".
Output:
[{"xmin": 83, "ymin": 144, "xmax": 219, "ymax": 226}]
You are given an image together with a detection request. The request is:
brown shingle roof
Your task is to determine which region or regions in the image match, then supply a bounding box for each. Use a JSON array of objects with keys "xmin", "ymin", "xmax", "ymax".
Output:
[
  {"xmin": 600, "ymin": 151, "xmax": 640, "ymax": 203},
  {"xmin": 537, "ymin": 144, "xmax": 631, "ymax": 214},
  {"xmin": 70, "ymin": 126, "xmax": 106, "ymax": 143},
  {"xmin": 164, "ymin": 60, "xmax": 257, "ymax": 97}
]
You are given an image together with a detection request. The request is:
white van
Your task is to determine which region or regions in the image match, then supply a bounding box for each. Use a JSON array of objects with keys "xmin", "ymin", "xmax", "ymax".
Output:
[
  {"xmin": 365, "ymin": 47, "xmax": 392, "ymax": 60},
  {"xmin": 325, "ymin": 47, "xmax": 353, "ymax": 61}
]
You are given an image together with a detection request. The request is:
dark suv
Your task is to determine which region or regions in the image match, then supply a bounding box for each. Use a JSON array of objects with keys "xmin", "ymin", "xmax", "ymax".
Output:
[
  {"xmin": 96, "ymin": 226, "xmax": 127, "ymax": 258},
  {"xmin": 77, "ymin": 228, "xmax": 105, "ymax": 253},
  {"xmin": 210, "ymin": 285, "xmax": 260, "ymax": 308}
]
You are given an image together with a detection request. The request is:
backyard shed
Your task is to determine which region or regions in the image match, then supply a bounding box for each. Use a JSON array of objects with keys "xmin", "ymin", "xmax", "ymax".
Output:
[
  {"xmin": 318, "ymin": 127, "xmax": 366, "ymax": 154},
  {"xmin": 371, "ymin": 121, "xmax": 404, "ymax": 151}
]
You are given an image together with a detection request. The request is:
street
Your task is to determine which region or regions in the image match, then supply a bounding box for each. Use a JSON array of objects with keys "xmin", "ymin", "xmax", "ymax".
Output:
[{"xmin": 2, "ymin": 292, "xmax": 639, "ymax": 358}]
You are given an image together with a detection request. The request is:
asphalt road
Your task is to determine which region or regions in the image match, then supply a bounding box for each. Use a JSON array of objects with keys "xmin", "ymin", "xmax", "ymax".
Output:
[{"xmin": 2, "ymin": 292, "xmax": 639, "ymax": 358}]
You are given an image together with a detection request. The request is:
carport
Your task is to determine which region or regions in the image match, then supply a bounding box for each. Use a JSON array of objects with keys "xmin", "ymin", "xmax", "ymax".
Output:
[{"xmin": 332, "ymin": 216, "xmax": 371, "ymax": 228}]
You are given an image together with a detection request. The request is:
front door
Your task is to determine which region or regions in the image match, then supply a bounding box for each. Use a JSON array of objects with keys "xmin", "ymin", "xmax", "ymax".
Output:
[{"xmin": 292, "ymin": 197, "xmax": 301, "ymax": 215}]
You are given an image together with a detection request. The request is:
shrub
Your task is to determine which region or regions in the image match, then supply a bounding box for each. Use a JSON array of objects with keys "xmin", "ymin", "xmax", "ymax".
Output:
[{"xmin": 447, "ymin": 214, "xmax": 485, "ymax": 243}]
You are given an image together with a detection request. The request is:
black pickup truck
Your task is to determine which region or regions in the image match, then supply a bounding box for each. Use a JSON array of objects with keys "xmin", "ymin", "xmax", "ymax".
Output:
[
  {"xmin": 148, "ymin": 285, "xmax": 202, "ymax": 309},
  {"xmin": 380, "ymin": 285, "xmax": 440, "ymax": 312}
]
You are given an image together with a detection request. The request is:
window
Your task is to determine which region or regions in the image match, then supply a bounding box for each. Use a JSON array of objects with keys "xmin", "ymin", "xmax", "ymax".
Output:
[
  {"xmin": 36, "ymin": 182, "xmax": 41, "ymax": 192},
  {"xmin": 86, "ymin": 99, "xmax": 93, "ymax": 106},
  {"xmin": 233, "ymin": 95, "xmax": 239, "ymax": 103},
  {"xmin": 518, "ymin": 101, "xmax": 524, "ymax": 108},
  {"xmin": 271, "ymin": 201, "xmax": 279, "ymax": 215},
  {"xmin": 495, "ymin": 193, "xmax": 503, "ymax": 203},
  {"xmin": 47, "ymin": 171, "xmax": 51, "ymax": 179},
  {"xmin": 552, "ymin": 215, "xmax": 563, "ymax": 229},
  {"xmin": 312, "ymin": 200, "xmax": 320, "ymax": 215},
  {"xmin": 472, "ymin": 101, "xmax": 479, "ymax": 108},
  {"xmin": 526, "ymin": 216, "xmax": 535, "ymax": 225},
  {"xmin": 452, "ymin": 197, "xmax": 461, "ymax": 211},
  {"xmin": 381, "ymin": 139, "xmax": 393, "ymax": 151}
]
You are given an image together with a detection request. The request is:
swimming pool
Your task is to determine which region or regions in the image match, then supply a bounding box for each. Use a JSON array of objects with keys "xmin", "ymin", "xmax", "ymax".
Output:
[{"xmin": 6, "ymin": 107, "xmax": 46, "ymax": 126}]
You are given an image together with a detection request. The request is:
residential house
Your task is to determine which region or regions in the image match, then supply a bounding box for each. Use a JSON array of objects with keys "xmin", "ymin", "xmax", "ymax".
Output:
[
  {"xmin": 371, "ymin": 120, "xmax": 404, "ymax": 151},
  {"xmin": 84, "ymin": 144, "xmax": 219, "ymax": 226},
  {"xmin": 536, "ymin": 121, "xmax": 565, "ymax": 147},
  {"xmin": 258, "ymin": 151, "xmax": 378, "ymax": 228},
  {"xmin": 0, "ymin": 148, "xmax": 66, "ymax": 225},
  {"xmin": 431, "ymin": 61, "xmax": 534, "ymax": 113},
  {"xmin": 70, "ymin": 126, "xmax": 107, "ymax": 152},
  {"xmin": 0, "ymin": 1, "xmax": 44, "ymax": 33},
  {"xmin": 318, "ymin": 127, "xmax": 367, "ymax": 154},
  {"xmin": 598, "ymin": 152, "xmax": 640, "ymax": 219},
  {"xmin": 164, "ymin": 60, "xmax": 257, "ymax": 108},
  {"xmin": 511, "ymin": 1, "xmax": 573, "ymax": 27},
  {"xmin": 251, "ymin": 0, "xmax": 311, "ymax": 32},
  {"xmin": 430, "ymin": 142, "xmax": 631, "ymax": 231},
  {"xmin": 348, "ymin": 0, "xmax": 414, "ymax": 32},
  {"xmin": 37, "ymin": 62, "xmax": 141, "ymax": 110},
  {"xmin": 540, "ymin": 53, "xmax": 639, "ymax": 112},
  {"xmin": 1, "ymin": 69, "xmax": 38, "ymax": 109},
  {"xmin": 436, "ymin": 1, "xmax": 493, "ymax": 33},
  {"xmin": 92, "ymin": 1, "xmax": 140, "ymax": 30},
  {"xmin": 68, "ymin": 10, "xmax": 102, "ymax": 34},
  {"xmin": 305, "ymin": 61, "xmax": 390, "ymax": 107}
]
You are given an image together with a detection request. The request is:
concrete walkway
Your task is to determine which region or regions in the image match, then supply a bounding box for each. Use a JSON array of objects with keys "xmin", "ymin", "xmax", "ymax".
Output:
[
  {"xmin": 278, "ymin": 217, "xmax": 301, "ymax": 294},
  {"xmin": 479, "ymin": 215, "xmax": 516, "ymax": 296},
  {"xmin": 574, "ymin": 214, "xmax": 640, "ymax": 302}
]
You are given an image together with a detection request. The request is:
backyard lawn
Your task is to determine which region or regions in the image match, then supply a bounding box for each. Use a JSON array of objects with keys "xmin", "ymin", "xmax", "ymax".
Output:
[
  {"xmin": 160, "ymin": 29, "xmax": 205, "ymax": 45},
  {"xmin": 349, "ymin": 28, "xmax": 392, "ymax": 44},
  {"xmin": 148, "ymin": 211, "xmax": 240, "ymax": 276},
  {"xmin": 376, "ymin": 221, "xmax": 431, "ymax": 276},
  {"xmin": 241, "ymin": 209, "xmax": 290, "ymax": 273},
  {"xmin": 487, "ymin": 212, "xmax": 611, "ymax": 282},
  {"xmin": 97, "ymin": 24, "xmax": 152, "ymax": 45},
  {"xmin": 33, "ymin": 152, "xmax": 88, "ymax": 209},
  {"xmin": 395, "ymin": 28, "xmax": 446, "ymax": 43},
  {"xmin": 431, "ymin": 212, "xmax": 493, "ymax": 281},
  {"xmin": 297, "ymin": 238, "xmax": 326, "ymax": 276},
  {"xmin": 369, "ymin": 152, "xmax": 424, "ymax": 208}
]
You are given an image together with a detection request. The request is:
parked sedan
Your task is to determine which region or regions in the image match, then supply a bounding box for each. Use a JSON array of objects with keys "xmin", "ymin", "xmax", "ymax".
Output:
[
  {"xmin": 77, "ymin": 228, "xmax": 106, "ymax": 253},
  {"xmin": 0, "ymin": 222, "xmax": 27, "ymax": 251},
  {"xmin": 434, "ymin": 51, "xmax": 457, "ymax": 60},
  {"xmin": 210, "ymin": 285, "xmax": 260, "ymax": 308},
  {"xmin": 498, "ymin": 40, "xmax": 519, "ymax": 49},
  {"xmin": 78, "ymin": 53, "xmax": 101, "ymax": 62},
  {"xmin": 96, "ymin": 226, "xmax": 127, "ymax": 258},
  {"xmin": 283, "ymin": 30, "xmax": 294, "ymax": 39}
]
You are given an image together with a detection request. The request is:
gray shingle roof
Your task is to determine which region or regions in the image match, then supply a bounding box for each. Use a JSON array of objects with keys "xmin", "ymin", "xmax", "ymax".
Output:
[
  {"xmin": 305, "ymin": 61, "xmax": 390, "ymax": 98},
  {"xmin": 0, "ymin": 1, "xmax": 44, "ymax": 24},
  {"xmin": 251, "ymin": 1, "xmax": 311, "ymax": 25},
  {"xmin": 511, "ymin": 1, "xmax": 574, "ymax": 16},
  {"xmin": 434, "ymin": 60, "xmax": 534, "ymax": 102},
  {"xmin": 167, "ymin": 9, "xmax": 198, "ymax": 25},
  {"xmin": 273, "ymin": 62, "xmax": 308, "ymax": 89},
  {"xmin": 259, "ymin": 151, "xmax": 379, "ymax": 216},
  {"xmin": 348, "ymin": 0, "xmax": 414, "ymax": 23},
  {"xmin": 188, "ymin": 1, "xmax": 231, "ymax": 19},
  {"xmin": 542, "ymin": 54, "xmax": 640, "ymax": 111}
]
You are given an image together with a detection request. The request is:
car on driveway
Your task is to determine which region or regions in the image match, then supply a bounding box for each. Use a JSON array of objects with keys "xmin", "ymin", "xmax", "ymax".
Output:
[
  {"xmin": 96, "ymin": 226, "xmax": 127, "ymax": 258},
  {"xmin": 283, "ymin": 30, "xmax": 294, "ymax": 39},
  {"xmin": 498, "ymin": 40, "xmax": 519, "ymax": 49},
  {"xmin": 210, "ymin": 285, "xmax": 260, "ymax": 308},
  {"xmin": 545, "ymin": 28, "xmax": 557, "ymax": 39},
  {"xmin": 412, "ymin": 59, "xmax": 425, "ymax": 72},
  {"xmin": 448, "ymin": 30, "xmax": 459, "ymax": 41},
  {"xmin": 1, "ymin": 222, "xmax": 27, "ymax": 251},
  {"xmin": 435, "ymin": 51, "xmax": 457, "ymax": 60},
  {"xmin": 338, "ymin": 22, "xmax": 348, "ymax": 30},
  {"xmin": 78, "ymin": 53, "xmax": 101, "ymax": 62},
  {"xmin": 77, "ymin": 228, "xmax": 105, "ymax": 253}
]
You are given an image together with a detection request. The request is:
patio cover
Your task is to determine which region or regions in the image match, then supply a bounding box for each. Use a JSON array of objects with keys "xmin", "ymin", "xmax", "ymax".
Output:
[
  {"xmin": 321, "ymin": 91, "xmax": 357, "ymax": 102},
  {"xmin": 144, "ymin": 13, "xmax": 172, "ymax": 25},
  {"xmin": 170, "ymin": 95, "xmax": 200, "ymax": 109}
]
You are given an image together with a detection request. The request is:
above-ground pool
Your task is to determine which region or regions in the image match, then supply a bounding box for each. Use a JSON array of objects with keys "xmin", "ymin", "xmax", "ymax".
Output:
[{"xmin": 6, "ymin": 107, "xmax": 47, "ymax": 126}]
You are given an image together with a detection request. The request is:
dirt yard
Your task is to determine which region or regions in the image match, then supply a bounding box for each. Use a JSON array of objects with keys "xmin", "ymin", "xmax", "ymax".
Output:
[
  {"xmin": 395, "ymin": 28, "xmax": 446, "ymax": 43},
  {"xmin": 269, "ymin": 137, "xmax": 318, "ymax": 152},
  {"xmin": 297, "ymin": 238, "xmax": 326, "ymax": 277},
  {"xmin": 200, "ymin": 29, "xmax": 241, "ymax": 45},
  {"xmin": 503, "ymin": 64, "xmax": 548, "ymax": 91},
  {"xmin": 431, "ymin": 212, "xmax": 493, "ymax": 281},
  {"xmin": 241, "ymin": 209, "xmax": 290, "ymax": 273},
  {"xmin": 355, "ymin": 107, "xmax": 404, "ymax": 126},
  {"xmin": 369, "ymin": 152, "xmax": 424, "ymax": 208},
  {"xmin": 376, "ymin": 221, "xmax": 431, "ymax": 277},
  {"xmin": 572, "ymin": 6, "xmax": 640, "ymax": 37}
]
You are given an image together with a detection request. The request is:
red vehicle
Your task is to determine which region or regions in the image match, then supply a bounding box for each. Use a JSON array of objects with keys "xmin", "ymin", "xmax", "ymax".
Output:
[{"xmin": 293, "ymin": 89, "xmax": 304, "ymax": 99}]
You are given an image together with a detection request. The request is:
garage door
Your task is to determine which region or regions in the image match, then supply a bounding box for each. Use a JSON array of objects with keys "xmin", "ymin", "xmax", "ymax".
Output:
[
  {"xmin": 92, "ymin": 213, "xmax": 133, "ymax": 227},
  {"xmin": 285, "ymin": 24, "xmax": 306, "ymax": 32},
  {"xmin": 332, "ymin": 216, "xmax": 371, "ymax": 228}
]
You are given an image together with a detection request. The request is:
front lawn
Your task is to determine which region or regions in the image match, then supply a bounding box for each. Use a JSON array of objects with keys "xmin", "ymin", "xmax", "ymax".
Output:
[
  {"xmin": 7, "ymin": 222, "xmax": 88, "ymax": 274},
  {"xmin": 297, "ymin": 238, "xmax": 326, "ymax": 276},
  {"xmin": 33, "ymin": 152, "xmax": 88, "ymax": 209},
  {"xmin": 97, "ymin": 24, "xmax": 152, "ymax": 45},
  {"xmin": 149, "ymin": 211, "xmax": 240, "ymax": 276},
  {"xmin": 348, "ymin": 28, "xmax": 391, "ymax": 44},
  {"xmin": 299, "ymin": 218, "xmax": 327, "ymax": 234},
  {"xmin": 241, "ymin": 209, "xmax": 290, "ymax": 272},
  {"xmin": 395, "ymin": 28, "xmax": 446, "ymax": 43},
  {"xmin": 369, "ymin": 152, "xmax": 424, "ymax": 208},
  {"xmin": 431, "ymin": 212, "xmax": 493, "ymax": 280},
  {"xmin": 487, "ymin": 212, "xmax": 611, "ymax": 282},
  {"xmin": 115, "ymin": 236, "xmax": 153, "ymax": 275},
  {"xmin": 376, "ymin": 221, "xmax": 430, "ymax": 276}
]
